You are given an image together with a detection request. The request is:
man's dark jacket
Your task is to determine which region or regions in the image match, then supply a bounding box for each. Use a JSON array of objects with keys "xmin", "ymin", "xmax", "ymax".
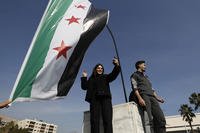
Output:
[{"xmin": 81, "ymin": 65, "xmax": 120, "ymax": 103}]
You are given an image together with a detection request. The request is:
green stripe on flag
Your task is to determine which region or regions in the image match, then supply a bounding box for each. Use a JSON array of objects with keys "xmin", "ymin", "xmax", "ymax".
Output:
[{"xmin": 12, "ymin": 0, "xmax": 73, "ymax": 100}]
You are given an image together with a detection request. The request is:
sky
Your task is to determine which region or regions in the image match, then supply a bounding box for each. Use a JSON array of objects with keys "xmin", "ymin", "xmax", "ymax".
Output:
[{"xmin": 0, "ymin": 0, "xmax": 200, "ymax": 133}]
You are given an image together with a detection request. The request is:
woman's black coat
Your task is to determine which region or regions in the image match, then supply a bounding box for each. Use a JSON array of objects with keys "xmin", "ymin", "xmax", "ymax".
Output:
[{"xmin": 81, "ymin": 65, "xmax": 121, "ymax": 103}]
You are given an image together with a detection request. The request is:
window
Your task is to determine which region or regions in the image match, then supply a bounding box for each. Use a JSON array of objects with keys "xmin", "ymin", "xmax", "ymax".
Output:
[{"xmin": 30, "ymin": 121, "xmax": 36, "ymax": 125}]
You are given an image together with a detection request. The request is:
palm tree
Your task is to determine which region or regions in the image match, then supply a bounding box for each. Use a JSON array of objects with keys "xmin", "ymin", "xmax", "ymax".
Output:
[
  {"xmin": 189, "ymin": 92, "xmax": 200, "ymax": 111},
  {"xmin": 179, "ymin": 104, "xmax": 196, "ymax": 133}
]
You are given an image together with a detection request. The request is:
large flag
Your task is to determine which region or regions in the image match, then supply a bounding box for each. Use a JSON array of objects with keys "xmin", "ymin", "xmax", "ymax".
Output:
[{"xmin": 10, "ymin": 0, "xmax": 109, "ymax": 102}]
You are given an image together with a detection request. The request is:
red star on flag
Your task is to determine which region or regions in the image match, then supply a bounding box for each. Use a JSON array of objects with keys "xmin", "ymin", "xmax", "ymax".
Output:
[
  {"xmin": 53, "ymin": 40, "xmax": 72, "ymax": 59},
  {"xmin": 75, "ymin": 4, "xmax": 86, "ymax": 9},
  {"xmin": 66, "ymin": 16, "xmax": 80, "ymax": 25}
]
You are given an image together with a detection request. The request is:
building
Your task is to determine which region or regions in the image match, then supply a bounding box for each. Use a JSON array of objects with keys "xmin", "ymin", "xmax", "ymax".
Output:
[
  {"xmin": 17, "ymin": 119, "xmax": 58, "ymax": 133},
  {"xmin": 166, "ymin": 113, "xmax": 200, "ymax": 133},
  {"xmin": 1, "ymin": 114, "xmax": 58, "ymax": 133}
]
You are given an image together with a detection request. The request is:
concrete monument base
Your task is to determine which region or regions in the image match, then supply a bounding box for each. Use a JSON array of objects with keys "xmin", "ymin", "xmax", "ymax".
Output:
[{"xmin": 82, "ymin": 102, "xmax": 145, "ymax": 133}]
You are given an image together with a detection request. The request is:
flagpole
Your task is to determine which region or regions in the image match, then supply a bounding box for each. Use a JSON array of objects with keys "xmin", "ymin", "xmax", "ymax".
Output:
[{"xmin": 106, "ymin": 25, "xmax": 128, "ymax": 103}]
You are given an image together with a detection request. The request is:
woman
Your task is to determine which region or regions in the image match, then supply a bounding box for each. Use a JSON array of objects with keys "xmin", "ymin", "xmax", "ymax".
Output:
[{"xmin": 81, "ymin": 58, "xmax": 120, "ymax": 133}]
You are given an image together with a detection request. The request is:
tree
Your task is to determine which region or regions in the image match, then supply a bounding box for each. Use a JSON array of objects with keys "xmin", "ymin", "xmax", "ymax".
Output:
[
  {"xmin": 189, "ymin": 92, "xmax": 200, "ymax": 111},
  {"xmin": 179, "ymin": 104, "xmax": 196, "ymax": 133},
  {"xmin": 0, "ymin": 121, "xmax": 29, "ymax": 133},
  {"xmin": 0, "ymin": 117, "xmax": 2, "ymax": 125}
]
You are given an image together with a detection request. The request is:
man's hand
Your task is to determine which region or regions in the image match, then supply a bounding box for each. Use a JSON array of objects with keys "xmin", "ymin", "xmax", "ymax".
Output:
[
  {"xmin": 138, "ymin": 97, "xmax": 146, "ymax": 107},
  {"xmin": 82, "ymin": 70, "xmax": 88, "ymax": 77},
  {"xmin": 135, "ymin": 90, "xmax": 146, "ymax": 106},
  {"xmin": 153, "ymin": 91, "xmax": 165, "ymax": 103},
  {"xmin": 156, "ymin": 97, "xmax": 165, "ymax": 103}
]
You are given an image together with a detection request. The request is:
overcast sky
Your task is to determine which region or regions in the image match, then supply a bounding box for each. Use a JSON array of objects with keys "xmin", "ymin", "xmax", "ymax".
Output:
[{"xmin": 0, "ymin": 0, "xmax": 200, "ymax": 132}]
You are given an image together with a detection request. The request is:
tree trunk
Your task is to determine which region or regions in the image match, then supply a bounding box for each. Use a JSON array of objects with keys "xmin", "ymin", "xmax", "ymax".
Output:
[{"xmin": 189, "ymin": 121, "xmax": 194, "ymax": 133}]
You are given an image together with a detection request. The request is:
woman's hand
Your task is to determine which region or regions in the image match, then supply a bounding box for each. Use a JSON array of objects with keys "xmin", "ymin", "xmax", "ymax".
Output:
[
  {"xmin": 82, "ymin": 70, "xmax": 88, "ymax": 77},
  {"xmin": 113, "ymin": 57, "xmax": 119, "ymax": 66}
]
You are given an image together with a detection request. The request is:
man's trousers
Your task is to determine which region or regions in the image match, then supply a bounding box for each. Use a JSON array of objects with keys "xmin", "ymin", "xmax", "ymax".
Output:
[{"xmin": 142, "ymin": 94, "xmax": 166, "ymax": 133}]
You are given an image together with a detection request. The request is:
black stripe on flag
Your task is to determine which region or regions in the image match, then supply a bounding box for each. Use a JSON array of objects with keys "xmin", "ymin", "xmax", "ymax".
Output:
[{"xmin": 57, "ymin": 7, "xmax": 109, "ymax": 96}]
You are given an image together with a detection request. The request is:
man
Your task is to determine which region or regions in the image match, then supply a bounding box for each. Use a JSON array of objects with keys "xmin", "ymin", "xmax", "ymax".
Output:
[{"xmin": 130, "ymin": 60, "xmax": 166, "ymax": 133}]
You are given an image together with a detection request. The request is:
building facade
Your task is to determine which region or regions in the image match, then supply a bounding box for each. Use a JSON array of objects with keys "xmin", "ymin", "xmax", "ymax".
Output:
[{"xmin": 17, "ymin": 119, "xmax": 57, "ymax": 133}]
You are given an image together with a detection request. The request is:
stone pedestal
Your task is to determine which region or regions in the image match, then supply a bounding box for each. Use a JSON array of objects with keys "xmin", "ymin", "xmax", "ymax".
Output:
[{"xmin": 82, "ymin": 102, "xmax": 144, "ymax": 133}]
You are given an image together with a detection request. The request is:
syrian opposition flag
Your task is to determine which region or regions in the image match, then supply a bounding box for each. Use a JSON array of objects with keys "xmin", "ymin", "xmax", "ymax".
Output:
[{"xmin": 9, "ymin": 0, "xmax": 109, "ymax": 102}]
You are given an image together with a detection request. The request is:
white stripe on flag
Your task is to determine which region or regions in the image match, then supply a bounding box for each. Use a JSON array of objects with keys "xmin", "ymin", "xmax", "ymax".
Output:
[
  {"xmin": 31, "ymin": 0, "xmax": 91, "ymax": 99},
  {"xmin": 9, "ymin": 0, "xmax": 53, "ymax": 102}
]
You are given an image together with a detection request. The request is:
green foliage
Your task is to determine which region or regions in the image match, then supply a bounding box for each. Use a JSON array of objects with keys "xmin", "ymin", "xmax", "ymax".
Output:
[
  {"xmin": 179, "ymin": 104, "xmax": 196, "ymax": 123},
  {"xmin": 0, "ymin": 121, "xmax": 29, "ymax": 133},
  {"xmin": 179, "ymin": 104, "xmax": 195, "ymax": 133},
  {"xmin": 189, "ymin": 92, "xmax": 200, "ymax": 111},
  {"xmin": 179, "ymin": 92, "xmax": 200, "ymax": 133}
]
